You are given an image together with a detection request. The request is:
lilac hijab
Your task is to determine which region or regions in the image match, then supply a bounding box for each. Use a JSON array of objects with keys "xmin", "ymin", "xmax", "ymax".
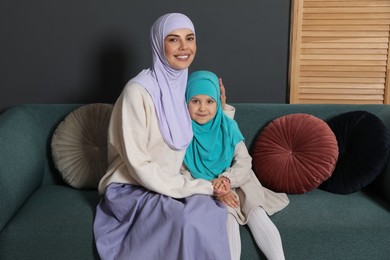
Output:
[{"xmin": 130, "ymin": 13, "xmax": 194, "ymax": 150}]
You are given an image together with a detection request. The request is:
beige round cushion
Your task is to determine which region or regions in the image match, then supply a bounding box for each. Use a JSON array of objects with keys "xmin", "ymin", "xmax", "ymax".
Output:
[{"xmin": 51, "ymin": 103, "xmax": 113, "ymax": 189}]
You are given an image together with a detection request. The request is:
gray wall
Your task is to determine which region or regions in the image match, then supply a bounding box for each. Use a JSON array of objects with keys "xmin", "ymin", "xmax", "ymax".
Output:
[{"xmin": 0, "ymin": 0, "xmax": 291, "ymax": 113}]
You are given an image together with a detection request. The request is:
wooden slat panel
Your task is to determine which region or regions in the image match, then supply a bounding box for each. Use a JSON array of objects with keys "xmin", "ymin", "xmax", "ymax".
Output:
[
  {"xmin": 298, "ymin": 100, "xmax": 383, "ymax": 104},
  {"xmin": 300, "ymin": 60, "xmax": 387, "ymax": 66},
  {"xmin": 301, "ymin": 43, "xmax": 388, "ymax": 48},
  {"xmin": 303, "ymin": 19, "xmax": 390, "ymax": 25},
  {"xmin": 305, "ymin": 1, "xmax": 390, "ymax": 7},
  {"xmin": 299, "ymin": 88, "xmax": 384, "ymax": 94},
  {"xmin": 299, "ymin": 94, "xmax": 384, "ymax": 100},
  {"xmin": 301, "ymin": 37, "xmax": 389, "ymax": 43},
  {"xmin": 304, "ymin": 7, "xmax": 390, "ymax": 13},
  {"xmin": 299, "ymin": 77, "xmax": 386, "ymax": 83},
  {"xmin": 304, "ymin": 13, "xmax": 390, "ymax": 19},
  {"xmin": 301, "ymin": 49, "xmax": 388, "ymax": 55},
  {"xmin": 300, "ymin": 71, "xmax": 386, "ymax": 78},
  {"xmin": 300, "ymin": 82, "xmax": 385, "ymax": 88},
  {"xmin": 305, "ymin": 0, "xmax": 390, "ymax": 2},
  {"xmin": 301, "ymin": 31, "xmax": 389, "ymax": 37},
  {"xmin": 300, "ymin": 66, "xmax": 386, "ymax": 72},
  {"xmin": 300, "ymin": 54, "xmax": 388, "ymax": 60},
  {"xmin": 302, "ymin": 25, "xmax": 389, "ymax": 31},
  {"xmin": 304, "ymin": 0, "xmax": 389, "ymax": 2},
  {"xmin": 289, "ymin": 0, "xmax": 390, "ymax": 104},
  {"xmin": 385, "ymin": 34, "xmax": 390, "ymax": 103}
]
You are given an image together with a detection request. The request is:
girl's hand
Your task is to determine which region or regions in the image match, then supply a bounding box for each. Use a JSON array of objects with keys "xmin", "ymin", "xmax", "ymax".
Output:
[
  {"xmin": 212, "ymin": 177, "xmax": 230, "ymax": 193},
  {"xmin": 215, "ymin": 191, "xmax": 240, "ymax": 208},
  {"xmin": 219, "ymin": 78, "xmax": 226, "ymax": 110},
  {"xmin": 212, "ymin": 177, "xmax": 230, "ymax": 196}
]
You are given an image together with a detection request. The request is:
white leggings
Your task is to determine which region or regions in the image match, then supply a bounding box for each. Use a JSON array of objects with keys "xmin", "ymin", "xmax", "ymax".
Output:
[{"xmin": 226, "ymin": 207, "xmax": 285, "ymax": 260}]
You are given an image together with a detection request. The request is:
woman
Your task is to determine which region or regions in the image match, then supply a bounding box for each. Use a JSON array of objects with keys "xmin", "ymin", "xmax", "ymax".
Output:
[
  {"xmin": 93, "ymin": 14, "xmax": 231, "ymax": 260},
  {"xmin": 183, "ymin": 70, "xmax": 290, "ymax": 260}
]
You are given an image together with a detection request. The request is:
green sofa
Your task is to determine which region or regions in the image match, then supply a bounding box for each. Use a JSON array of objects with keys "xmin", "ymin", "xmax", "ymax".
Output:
[{"xmin": 0, "ymin": 103, "xmax": 389, "ymax": 260}]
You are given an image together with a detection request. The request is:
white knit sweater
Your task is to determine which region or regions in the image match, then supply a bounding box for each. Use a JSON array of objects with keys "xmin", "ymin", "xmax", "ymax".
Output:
[{"xmin": 98, "ymin": 82, "xmax": 214, "ymax": 198}]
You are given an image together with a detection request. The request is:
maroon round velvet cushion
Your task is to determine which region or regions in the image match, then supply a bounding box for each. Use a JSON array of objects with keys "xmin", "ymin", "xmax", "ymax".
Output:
[{"xmin": 252, "ymin": 113, "xmax": 338, "ymax": 194}]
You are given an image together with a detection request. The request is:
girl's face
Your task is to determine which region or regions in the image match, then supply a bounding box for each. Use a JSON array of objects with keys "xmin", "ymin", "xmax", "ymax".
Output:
[
  {"xmin": 188, "ymin": 94, "xmax": 217, "ymax": 125},
  {"xmin": 164, "ymin": 28, "xmax": 196, "ymax": 70}
]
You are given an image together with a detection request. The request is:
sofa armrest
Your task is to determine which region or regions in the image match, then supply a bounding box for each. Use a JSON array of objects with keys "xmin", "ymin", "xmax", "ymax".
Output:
[
  {"xmin": 376, "ymin": 162, "xmax": 390, "ymax": 204},
  {"xmin": 374, "ymin": 108, "xmax": 390, "ymax": 205},
  {"xmin": 0, "ymin": 106, "xmax": 45, "ymax": 232}
]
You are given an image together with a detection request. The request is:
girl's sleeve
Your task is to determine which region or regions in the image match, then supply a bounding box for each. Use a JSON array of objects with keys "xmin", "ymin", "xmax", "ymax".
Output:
[
  {"xmin": 220, "ymin": 141, "xmax": 252, "ymax": 188},
  {"xmin": 109, "ymin": 85, "xmax": 213, "ymax": 198}
]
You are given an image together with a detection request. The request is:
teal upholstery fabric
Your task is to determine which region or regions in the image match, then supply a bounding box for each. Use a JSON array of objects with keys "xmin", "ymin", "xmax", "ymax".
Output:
[
  {"xmin": 1, "ymin": 103, "xmax": 390, "ymax": 260},
  {"xmin": 24, "ymin": 104, "xmax": 85, "ymax": 185},
  {"xmin": 0, "ymin": 185, "xmax": 100, "ymax": 260},
  {"xmin": 376, "ymin": 162, "xmax": 390, "ymax": 202},
  {"xmin": 0, "ymin": 104, "xmax": 82, "ymax": 232},
  {"xmin": 240, "ymin": 226, "xmax": 265, "ymax": 259},
  {"xmin": 0, "ymin": 107, "xmax": 44, "ymax": 232},
  {"xmin": 271, "ymin": 189, "xmax": 390, "ymax": 260}
]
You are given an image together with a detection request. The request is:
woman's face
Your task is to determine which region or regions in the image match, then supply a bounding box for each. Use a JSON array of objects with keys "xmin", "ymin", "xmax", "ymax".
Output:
[
  {"xmin": 188, "ymin": 94, "xmax": 217, "ymax": 125},
  {"xmin": 164, "ymin": 28, "xmax": 196, "ymax": 70}
]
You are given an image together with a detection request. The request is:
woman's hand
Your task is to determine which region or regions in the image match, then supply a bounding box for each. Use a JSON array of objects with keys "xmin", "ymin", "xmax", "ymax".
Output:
[
  {"xmin": 219, "ymin": 78, "xmax": 226, "ymax": 110},
  {"xmin": 215, "ymin": 191, "xmax": 240, "ymax": 208}
]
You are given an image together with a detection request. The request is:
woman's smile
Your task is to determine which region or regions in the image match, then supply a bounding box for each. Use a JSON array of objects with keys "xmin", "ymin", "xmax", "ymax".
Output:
[{"xmin": 164, "ymin": 28, "xmax": 196, "ymax": 70}]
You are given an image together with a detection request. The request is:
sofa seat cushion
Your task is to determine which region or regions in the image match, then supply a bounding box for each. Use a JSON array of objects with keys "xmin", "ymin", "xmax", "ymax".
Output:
[
  {"xmin": 271, "ymin": 189, "xmax": 390, "ymax": 260},
  {"xmin": 0, "ymin": 185, "xmax": 100, "ymax": 260},
  {"xmin": 320, "ymin": 110, "xmax": 390, "ymax": 194},
  {"xmin": 252, "ymin": 113, "xmax": 338, "ymax": 194}
]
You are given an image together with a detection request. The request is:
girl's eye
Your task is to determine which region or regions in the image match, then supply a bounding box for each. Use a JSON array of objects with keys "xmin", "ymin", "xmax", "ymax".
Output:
[
  {"xmin": 207, "ymin": 100, "xmax": 215, "ymax": 104},
  {"xmin": 187, "ymin": 36, "xmax": 195, "ymax": 41}
]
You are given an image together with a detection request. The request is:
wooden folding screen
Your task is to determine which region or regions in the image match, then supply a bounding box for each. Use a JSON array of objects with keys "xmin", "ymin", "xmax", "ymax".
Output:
[{"xmin": 289, "ymin": 0, "xmax": 390, "ymax": 104}]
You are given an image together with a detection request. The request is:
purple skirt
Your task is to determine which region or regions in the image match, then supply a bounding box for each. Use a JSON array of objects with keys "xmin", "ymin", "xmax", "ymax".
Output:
[{"xmin": 94, "ymin": 183, "xmax": 231, "ymax": 260}]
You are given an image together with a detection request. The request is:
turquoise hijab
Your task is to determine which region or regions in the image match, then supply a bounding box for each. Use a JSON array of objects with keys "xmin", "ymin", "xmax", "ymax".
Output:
[{"xmin": 184, "ymin": 70, "xmax": 244, "ymax": 180}]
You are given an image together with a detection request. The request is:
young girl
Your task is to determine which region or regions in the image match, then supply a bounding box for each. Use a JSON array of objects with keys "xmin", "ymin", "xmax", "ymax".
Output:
[
  {"xmin": 182, "ymin": 70, "xmax": 290, "ymax": 260},
  {"xmin": 94, "ymin": 15, "xmax": 231, "ymax": 260}
]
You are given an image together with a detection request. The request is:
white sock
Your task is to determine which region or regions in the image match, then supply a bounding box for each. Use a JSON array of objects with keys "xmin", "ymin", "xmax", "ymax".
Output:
[
  {"xmin": 226, "ymin": 213, "xmax": 241, "ymax": 260},
  {"xmin": 247, "ymin": 207, "xmax": 285, "ymax": 260}
]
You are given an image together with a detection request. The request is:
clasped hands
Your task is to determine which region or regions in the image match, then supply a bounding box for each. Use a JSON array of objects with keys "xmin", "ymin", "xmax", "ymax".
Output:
[{"xmin": 212, "ymin": 176, "xmax": 240, "ymax": 208}]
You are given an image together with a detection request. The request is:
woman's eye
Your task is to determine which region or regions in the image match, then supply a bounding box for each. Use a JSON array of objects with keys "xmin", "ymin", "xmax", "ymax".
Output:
[{"xmin": 166, "ymin": 37, "xmax": 177, "ymax": 42}]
